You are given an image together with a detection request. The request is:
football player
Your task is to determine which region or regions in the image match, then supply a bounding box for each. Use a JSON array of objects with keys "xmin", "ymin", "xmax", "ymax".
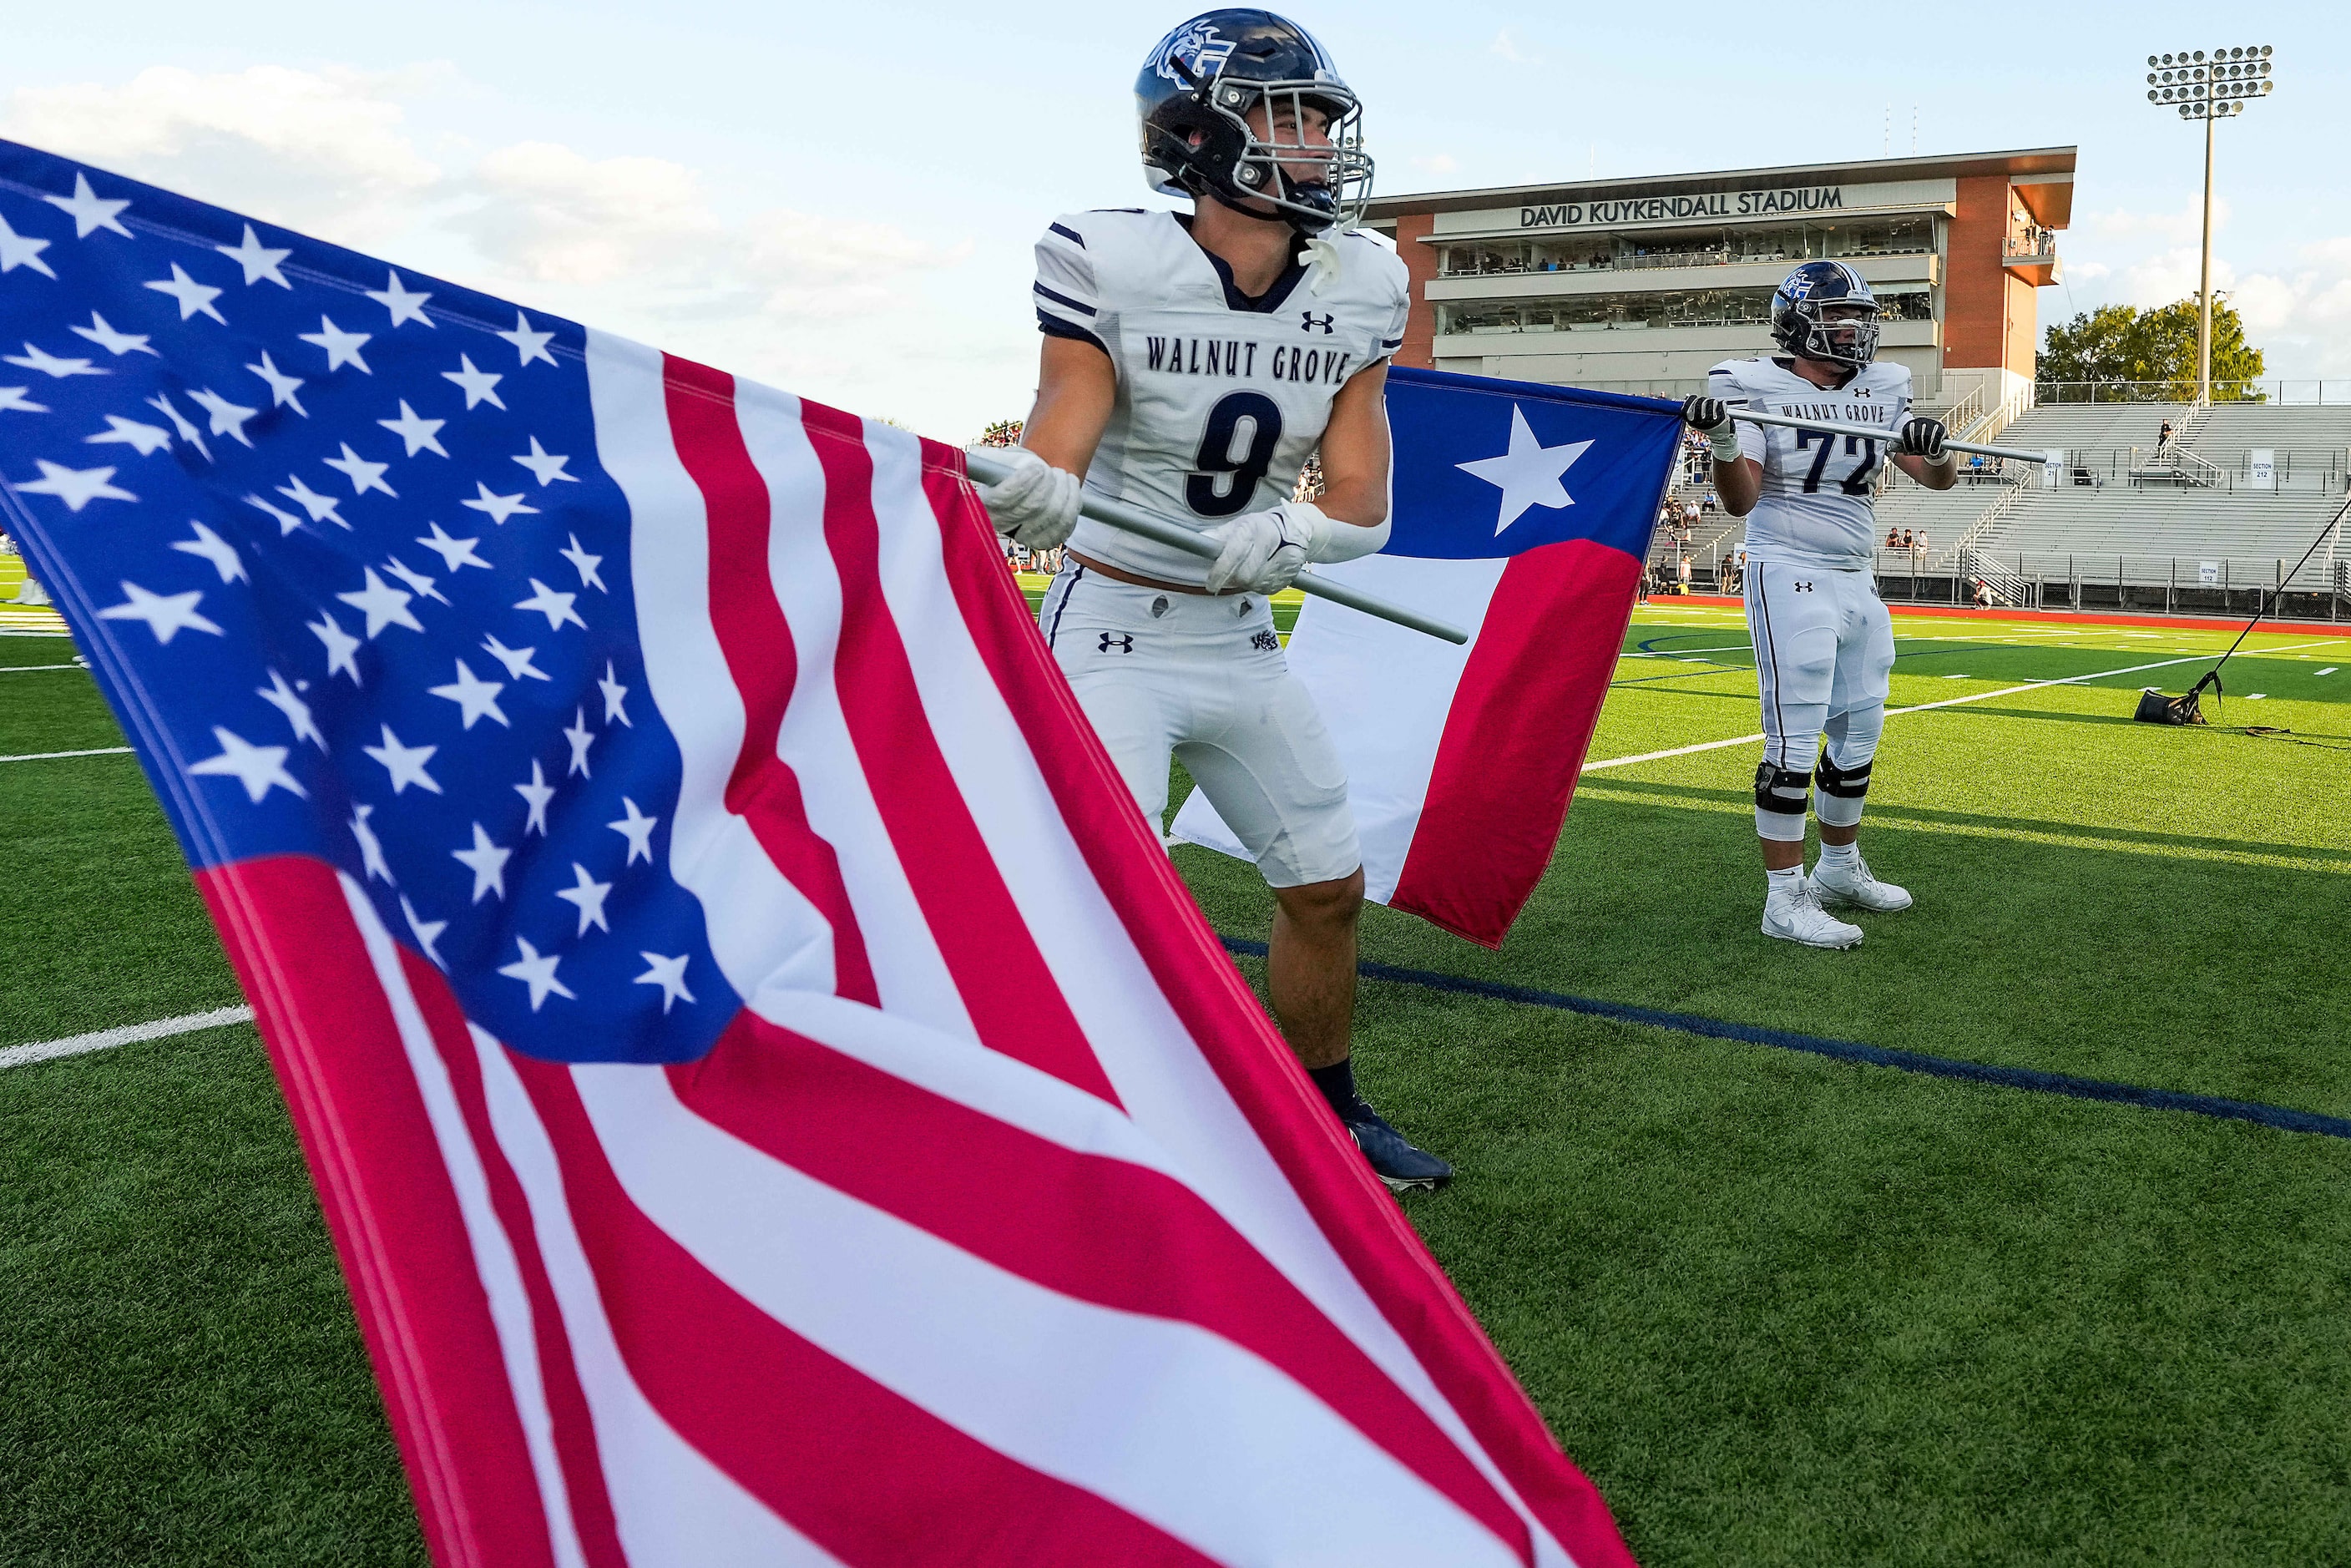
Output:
[
  {"xmin": 977, "ymin": 10, "xmax": 1450, "ymax": 1190},
  {"xmin": 1681, "ymin": 261, "xmax": 1958, "ymax": 948}
]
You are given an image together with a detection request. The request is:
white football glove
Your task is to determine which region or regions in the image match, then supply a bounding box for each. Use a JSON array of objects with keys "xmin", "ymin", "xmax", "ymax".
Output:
[
  {"xmin": 1203, "ymin": 501, "xmax": 1388, "ymax": 595},
  {"xmin": 974, "ymin": 447, "xmax": 1082, "ymax": 551}
]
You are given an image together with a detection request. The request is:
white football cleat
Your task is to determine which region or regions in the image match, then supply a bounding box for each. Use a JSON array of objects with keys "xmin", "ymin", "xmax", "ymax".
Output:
[
  {"xmin": 1762, "ymin": 878, "xmax": 1863, "ymax": 949},
  {"xmin": 1810, "ymin": 852, "xmax": 1913, "ymax": 913}
]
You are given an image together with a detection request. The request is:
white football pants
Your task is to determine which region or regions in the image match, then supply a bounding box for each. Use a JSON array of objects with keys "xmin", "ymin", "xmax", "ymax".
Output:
[
  {"xmin": 1039, "ymin": 564, "xmax": 1361, "ymax": 888},
  {"xmin": 1742, "ymin": 559, "xmax": 1894, "ymax": 842}
]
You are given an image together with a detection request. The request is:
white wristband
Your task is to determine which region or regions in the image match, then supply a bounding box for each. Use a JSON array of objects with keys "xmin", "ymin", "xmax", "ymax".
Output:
[
  {"xmin": 1297, "ymin": 500, "xmax": 1391, "ymax": 564},
  {"xmin": 1708, "ymin": 428, "xmax": 1743, "ymax": 463}
]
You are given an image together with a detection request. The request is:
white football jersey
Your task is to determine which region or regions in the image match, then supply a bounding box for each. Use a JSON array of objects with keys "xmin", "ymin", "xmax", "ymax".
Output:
[
  {"xmin": 1032, "ymin": 210, "xmax": 1409, "ymax": 584},
  {"xmin": 1708, "ymin": 355, "xmax": 1914, "ymax": 570}
]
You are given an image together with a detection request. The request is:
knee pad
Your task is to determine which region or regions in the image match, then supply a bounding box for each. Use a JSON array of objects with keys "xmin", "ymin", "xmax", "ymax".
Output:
[
  {"xmin": 1753, "ymin": 761, "xmax": 1811, "ymax": 842},
  {"xmin": 1814, "ymin": 752, "xmax": 1871, "ymax": 829}
]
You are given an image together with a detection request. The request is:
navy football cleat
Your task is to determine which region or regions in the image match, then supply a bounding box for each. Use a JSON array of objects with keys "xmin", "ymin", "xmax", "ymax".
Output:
[{"xmin": 1342, "ymin": 1101, "xmax": 1453, "ymax": 1192}]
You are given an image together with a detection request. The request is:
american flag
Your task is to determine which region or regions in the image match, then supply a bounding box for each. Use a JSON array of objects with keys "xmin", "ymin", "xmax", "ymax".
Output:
[{"xmin": 0, "ymin": 137, "xmax": 1635, "ymax": 1567}]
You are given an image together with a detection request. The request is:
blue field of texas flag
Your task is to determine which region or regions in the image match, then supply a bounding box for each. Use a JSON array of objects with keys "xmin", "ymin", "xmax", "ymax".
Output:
[{"xmin": 1176, "ymin": 366, "xmax": 1681, "ymax": 947}]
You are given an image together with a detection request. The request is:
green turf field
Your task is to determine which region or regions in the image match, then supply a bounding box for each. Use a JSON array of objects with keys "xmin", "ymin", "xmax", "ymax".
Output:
[{"xmin": 5, "ymin": 603, "xmax": 2350, "ymax": 1565}]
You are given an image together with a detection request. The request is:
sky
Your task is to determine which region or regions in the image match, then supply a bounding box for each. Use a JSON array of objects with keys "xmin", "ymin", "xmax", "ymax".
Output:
[{"xmin": 3, "ymin": 0, "xmax": 2343, "ymax": 438}]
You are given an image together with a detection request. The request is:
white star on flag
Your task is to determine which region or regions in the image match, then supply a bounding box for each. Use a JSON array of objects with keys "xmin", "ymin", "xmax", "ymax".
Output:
[
  {"xmin": 512, "ymin": 437, "xmax": 578, "ymax": 485},
  {"xmin": 382, "ymin": 556, "xmax": 447, "ymax": 604},
  {"xmin": 0, "ymin": 387, "xmax": 49, "ymax": 415},
  {"xmin": 377, "ymin": 401, "xmax": 447, "ymax": 458},
  {"xmin": 417, "ymin": 523, "xmax": 491, "ymax": 573},
  {"xmin": 1454, "ymin": 405, "xmax": 1594, "ymax": 534},
  {"xmin": 559, "ymin": 534, "xmax": 606, "ymax": 591},
  {"xmin": 187, "ymin": 387, "xmax": 260, "ymax": 447},
  {"xmin": 96, "ymin": 580, "xmax": 221, "ymax": 642},
  {"xmin": 498, "ymin": 311, "xmax": 557, "ymax": 367},
  {"xmin": 0, "ymin": 215, "xmax": 57, "ymax": 277},
  {"xmin": 401, "ymin": 896, "xmax": 447, "ymax": 966},
  {"xmin": 598, "ymin": 661, "xmax": 631, "ymax": 726},
  {"xmin": 16, "ymin": 460, "xmax": 136, "ymax": 511},
  {"xmin": 634, "ymin": 952, "xmax": 695, "ymax": 1014},
  {"xmin": 216, "ymin": 224, "xmax": 292, "ymax": 287},
  {"xmin": 323, "ymin": 442, "xmax": 397, "ymax": 497},
  {"xmin": 145, "ymin": 393, "xmax": 209, "ymax": 458},
  {"xmin": 498, "ymin": 937, "xmax": 574, "ymax": 1010},
  {"xmin": 246, "ymin": 493, "xmax": 306, "ymax": 536},
  {"xmin": 515, "ymin": 578, "xmax": 584, "ymax": 630},
  {"xmin": 87, "ymin": 416, "xmax": 173, "ymax": 456},
  {"xmin": 363, "ymin": 724, "xmax": 441, "ymax": 794},
  {"xmin": 276, "ymin": 473, "xmax": 346, "ymax": 528},
  {"xmin": 481, "ymin": 635, "xmax": 549, "ymax": 681},
  {"xmin": 300, "ymin": 316, "xmax": 373, "ymax": 372},
  {"xmin": 428, "ymin": 659, "xmax": 509, "ymax": 729},
  {"xmin": 246, "ymin": 352, "xmax": 307, "ymax": 414},
  {"xmin": 72, "ymin": 313, "xmax": 154, "ymax": 357},
  {"xmin": 257, "ymin": 669, "xmax": 325, "ymax": 748},
  {"xmin": 462, "ymin": 482, "xmax": 538, "ymax": 527},
  {"xmin": 8, "ymin": 342, "xmax": 104, "ymax": 377},
  {"xmin": 442, "ymin": 355, "xmax": 506, "ymax": 409},
  {"xmin": 564, "ymin": 706, "xmax": 595, "ymax": 776},
  {"xmin": 515, "ymin": 760, "xmax": 556, "ymax": 836},
  {"xmin": 350, "ymin": 803, "xmax": 393, "ymax": 883},
  {"xmin": 188, "ymin": 726, "xmax": 306, "ymax": 803},
  {"xmin": 453, "ymin": 822, "xmax": 512, "ymax": 902},
  {"xmin": 145, "ymin": 264, "xmax": 227, "ymax": 324},
  {"xmin": 608, "ymin": 797, "xmax": 658, "ymax": 865},
  {"xmin": 367, "ymin": 271, "xmax": 434, "ymax": 327},
  {"xmin": 337, "ymin": 567, "xmax": 424, "ymax": 638},
  {"xmin": 171, "ymin": 521, "xmax": 246, "ymax": 583},
  {"xmin": 310, "ymin": 612, "xmax": 365, "ymax": 684},
  {"xmin": 555, "ymin": 862, "xmax": 614, "ymax": 936},
  {"xmin": 46, "ymin": 173, "xmax": 132, "ymax": 238}
]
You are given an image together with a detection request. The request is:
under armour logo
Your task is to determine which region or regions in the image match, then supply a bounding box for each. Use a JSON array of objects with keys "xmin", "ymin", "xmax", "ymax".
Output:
[
  {"xmin": 1301, "ymin": 311, "xmax": 1335, "ymax": 334},
  {"xmin": 1792, "ymin": 581, "xmax": 1815, "ymax": 593},
  {"xmin": 1099, "ymin": 631, "xmax": 1135, "ymax": 653}
]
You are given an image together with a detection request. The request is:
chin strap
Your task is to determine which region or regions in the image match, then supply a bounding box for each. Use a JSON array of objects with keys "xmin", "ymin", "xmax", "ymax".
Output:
[{"xmin": 1302, "ymin": 230, "xmax": 1346, "ymax": 295}]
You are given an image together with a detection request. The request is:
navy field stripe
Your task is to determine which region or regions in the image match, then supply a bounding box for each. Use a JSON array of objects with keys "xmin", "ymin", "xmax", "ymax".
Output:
[{"xmin": 1216, "ymin": 937, "xmax": 2351, "ymax": 1142}]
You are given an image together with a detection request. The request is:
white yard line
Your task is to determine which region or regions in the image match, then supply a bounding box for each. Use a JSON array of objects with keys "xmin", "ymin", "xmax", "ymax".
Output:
[
  {"xmin": 0, "ymin": 746, "xmax": 132, "ymax": 763},
  {"xmin": 0, "ymin": 1005, "xmax": 253, "ymax": 1071},
  {"xmin": 1583, "ymin": 638, "xmax": 2349, "ymax": 774},
  {"xmin": 0, "ymin": 663, "xmax": 85, "ymax": 673}
]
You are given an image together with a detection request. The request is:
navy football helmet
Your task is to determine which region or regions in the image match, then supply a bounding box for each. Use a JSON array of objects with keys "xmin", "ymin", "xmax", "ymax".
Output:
[
  {"xmin": 1771, "ymin": 260, "xmax": 1882, "ymax": 369},
  {"xmin": 1136, "ymin": 10, "xmax": 1372, "ymax": 235}
]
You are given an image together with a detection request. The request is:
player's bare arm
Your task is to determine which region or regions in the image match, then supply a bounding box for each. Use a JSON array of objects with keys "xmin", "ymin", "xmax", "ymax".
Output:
[{"xmin": 1312, "ymin": 359, "xmax": 1393, "ymax": 529}]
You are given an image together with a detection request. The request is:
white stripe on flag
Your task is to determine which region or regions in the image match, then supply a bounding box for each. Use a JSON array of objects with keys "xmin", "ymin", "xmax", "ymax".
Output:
[
  {"xmin": 584, "ymin": 331, "xmax": 844, "ymax": 1006},
  {"xmin": 472, "ymin": 1030, "xmax": 848, "ymax": 1568},
  {"xmin": 340, "ymin": 874, "xmax": 592, "ymax": 1568},
  {"xmin": 578, "ymin": 1060, "xmax": 1524, "ymax": 1568},
  {"xmin": 731, "ymin": 379, "xmax": 976, "ymax": 1038}
]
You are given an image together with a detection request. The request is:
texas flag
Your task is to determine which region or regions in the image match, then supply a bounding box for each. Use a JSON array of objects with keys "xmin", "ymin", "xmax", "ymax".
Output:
[{"xmin": 1173, "ymin": 368, "xmax": 1679, "ymax": 948}]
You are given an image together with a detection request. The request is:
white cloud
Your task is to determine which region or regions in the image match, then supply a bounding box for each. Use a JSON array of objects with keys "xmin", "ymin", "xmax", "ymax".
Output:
[
  {"xmin": 1489, "ymin": 29, "xmax": 1544, "ymax": 66},
  {"xmin": 0, "ymin": 65, "xmax": 988, "ymax": 431}
]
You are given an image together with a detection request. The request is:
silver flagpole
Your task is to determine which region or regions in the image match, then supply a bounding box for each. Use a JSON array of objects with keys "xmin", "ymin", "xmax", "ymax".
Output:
[
  {"xmin": 1729, "ymin": 407, "xmax": 2055, "ymax": 467},
  {"xmin": 963, "ymin": 449, "xmax": 1470, "ymax": 645}
]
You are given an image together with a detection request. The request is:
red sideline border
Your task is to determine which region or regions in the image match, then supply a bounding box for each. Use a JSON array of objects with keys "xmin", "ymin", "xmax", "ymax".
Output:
[{"xmin": 1650, "ymin": 592, "xmax": 2334, "ymax": 636}]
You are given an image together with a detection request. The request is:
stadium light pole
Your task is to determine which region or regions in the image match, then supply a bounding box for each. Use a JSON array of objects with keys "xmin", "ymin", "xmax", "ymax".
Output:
[{"xmin": 2145, "ymin": 44, "xmax": 2277, "ymax": 404}]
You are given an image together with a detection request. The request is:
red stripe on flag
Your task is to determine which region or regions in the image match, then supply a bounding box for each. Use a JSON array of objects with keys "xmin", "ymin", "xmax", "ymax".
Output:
[
  {"xmin": 660, "ymin": 357, "xmax": 880, "ymax": 1005},
  {"xmin": 670, "ymin": 1009, "xmax": 1531, "ymax": 1552},
  {"xmin": 505, "ymin": 1050, "xmax": 1217, "ymax": 1567},
  {"xmin": 401, "ymin": 947, "xmax": 629, "ymax": 1568},
  {"xmin": 922, "ymin": 451, "xmax": 1636, "ymax": 1568},
  {"xmin": 797, "ymin": 400, "xmax": 1120, "ymax": 1105},
  {"xmin": 197, "ymin": 856, "xmax": 559, "ymax": 1568},
  {"xmin": 1391, "ymin": 540, "xmax": 1645, "ymax": 949}
]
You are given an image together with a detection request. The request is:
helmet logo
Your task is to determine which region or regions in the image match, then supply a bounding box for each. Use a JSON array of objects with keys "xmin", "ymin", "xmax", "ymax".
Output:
[{"xmin": 1153, "ymin": 21, "xmax": 1236, "ymax": 84}]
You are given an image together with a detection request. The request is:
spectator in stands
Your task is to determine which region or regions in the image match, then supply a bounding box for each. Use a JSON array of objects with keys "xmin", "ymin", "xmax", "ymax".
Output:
[
  {"xmin": 1677, "ymin": 555, "xmax": 1693, "ymax": 594},
  {"xmin": 1900, "ymin": 529, "xmax": 1914, "ymax": 551},
  {"xmin": 2158, "ymin": 419, "xmax": 2175, "ymax": 453},
  {"xmin": 1914, "ymin": 528, "xmax": 1929, "ymax": 556},
  {"xmin": 1972, "ymin": 577, "xmax": 1994, "ymax": 609},
  {"xmin": 1884, "ymin": 526, "xmax": 1900, "ymax": 549},
  {"xmin": 1701, "ymin": 490, "xmax": 1717, "ymax": 515}
]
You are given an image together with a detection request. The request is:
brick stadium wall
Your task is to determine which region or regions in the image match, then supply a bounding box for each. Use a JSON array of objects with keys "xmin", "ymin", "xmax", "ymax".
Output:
[
  {"xmin": 1393, "ymin": 211, "xmax": 1438, "ymax": 369},
  {"xmin": 1944, "ymin": 174, "xmax": 2038, "ymax": 380}
]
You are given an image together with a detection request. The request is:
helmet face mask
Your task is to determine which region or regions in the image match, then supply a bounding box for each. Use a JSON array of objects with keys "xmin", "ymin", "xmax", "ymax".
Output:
[
  {"xmin": 1138, "ymin": 11, "xmax": 1374, "ymax": 235},
  {"xmin": 1771, "ymin": 260, "xmax": 1883, "ymax": 369}
]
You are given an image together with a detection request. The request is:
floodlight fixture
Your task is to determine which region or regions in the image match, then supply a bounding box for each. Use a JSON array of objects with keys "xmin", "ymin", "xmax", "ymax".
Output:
[{"xmin": 2141, "ymin": 43, "xmax": 2278, "ymax": 402}]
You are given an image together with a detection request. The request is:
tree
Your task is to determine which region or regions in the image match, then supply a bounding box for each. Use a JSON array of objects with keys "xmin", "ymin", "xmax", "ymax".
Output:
[
  {"xmin": 973, "ymin": 418, "xmax": 1024, "ymax": 448},
  {"xmin": 2040, "ymin": 297, "xmax": 2266, "ymax": 401}
]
